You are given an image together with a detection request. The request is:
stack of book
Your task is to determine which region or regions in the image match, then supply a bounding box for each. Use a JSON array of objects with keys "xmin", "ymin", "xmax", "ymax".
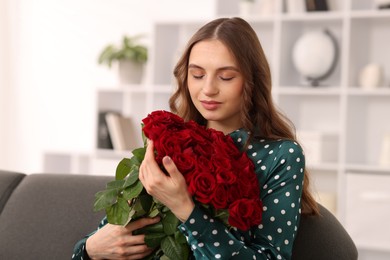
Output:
[{"xmin": 96, "ymin": 111, "xmax": 138, "ymax": 151}]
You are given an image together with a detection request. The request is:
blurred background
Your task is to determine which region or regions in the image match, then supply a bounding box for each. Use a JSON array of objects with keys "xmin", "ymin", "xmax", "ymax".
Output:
[
  {"xmin": 1, "ymin": 0, "xmax": 390, "ymax": 258},
  {"xmin": 0, "ymin": 0, "xmax": 214, "ymax": 173}
]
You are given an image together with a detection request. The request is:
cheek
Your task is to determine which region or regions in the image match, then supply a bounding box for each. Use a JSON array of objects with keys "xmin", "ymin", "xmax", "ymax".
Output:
[
  {"xmin": 229, "ymin": 81, "xmax": 244, "ymax": 100},
  {"xmin": 188, "ymin": 80, "xmax": 199, "ymax": 99}
]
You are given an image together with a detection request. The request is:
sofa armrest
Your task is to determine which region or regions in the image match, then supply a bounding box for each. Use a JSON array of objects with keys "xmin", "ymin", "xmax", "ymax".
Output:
[
  {"xmin": 0, "ymin": 170, "xmax": 25, "ymax": 215},
  {"xmin": 0, "ymin": 173, "xmax": 112, "ymax": 260}
]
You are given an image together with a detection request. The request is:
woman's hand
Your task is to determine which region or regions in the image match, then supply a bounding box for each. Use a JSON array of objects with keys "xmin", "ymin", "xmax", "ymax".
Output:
[
  {"xmin": 139, "ymin": 140, "xmax": 195, "ymax": 222},
  {"xmin": 85, "ymin": 217, "xmax": 160, "ymax": 260}
]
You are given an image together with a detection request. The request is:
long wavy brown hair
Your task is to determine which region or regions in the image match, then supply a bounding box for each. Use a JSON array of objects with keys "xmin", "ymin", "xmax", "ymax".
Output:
[{"xmin": 169, "ymin": 17, "xmax": 319, "ymax": 215}]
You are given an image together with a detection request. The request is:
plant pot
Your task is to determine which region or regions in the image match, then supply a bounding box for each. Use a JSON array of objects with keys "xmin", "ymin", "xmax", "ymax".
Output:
[{"xmin": 118, "ymin": 60, "xmax": 144, "ymax": 85}]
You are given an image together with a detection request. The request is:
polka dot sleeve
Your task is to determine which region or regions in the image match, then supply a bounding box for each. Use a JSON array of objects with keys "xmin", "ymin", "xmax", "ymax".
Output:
[
  {"xmin": 178, "ymin": 130, "xmax": 304, "ymax": 259},
  {"xmin": 71, "ymin": 217, "xmax": 108, "ymax": 260}
]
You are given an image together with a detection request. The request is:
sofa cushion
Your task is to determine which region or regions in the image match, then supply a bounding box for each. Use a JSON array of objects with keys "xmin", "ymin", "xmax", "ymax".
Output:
[{"xmin": 0, "ymin": 173, "xmax": 111, "ymax": 260}]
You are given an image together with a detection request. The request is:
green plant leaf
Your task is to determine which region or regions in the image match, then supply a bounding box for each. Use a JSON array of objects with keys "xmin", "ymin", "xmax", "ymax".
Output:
[
  {"xmin": 161, "ymin": 235, "xmax": 189, "ymax": 260},
  {"xmin": 122, "ymin": 180, "xmax": 144, "ymax": 200},
  {"xmin": 123, "ymin": 165, "xmax": 139, "ymax": 188},
  {"xmin": 139, "ymin": 193, "xmax": 154, "ymax": 212},
  {"xmin": 98, "ymin": 45, "xmax": 116, "ymax": 67},
  {"xmin": 148, "ymin": 207, "xmax": 160, "ymax": 218},
  {"xmin": 107, "ymin": 179, "xmax": 125, "ymax": 189},
  {"xmin": 116, "ymin": 158, "xmax": 133, "ymax": 180},
  {"xmin": 93, "ymin": 189, "xmax": 118, "ymax": 212},
  {"xmin": 93, "ymin": 179, "xmax": 125, "ymax": 212},
  {"xmin": 144, "ymin": 232, "xmax": 167, "ymax": 248},
  {"xmin": 106, "ymin": 197, "xmax": 131, "ymax": 225},
  {"xmin": 174, "ymin": 230, "xmax": 187, "ymax": 244},
  {"xmin": 132, "ymin": 147, "xmax": 146, "ymax": 163},
  {"xmin": 162, "ymin": 211, "xmax": 180, "ymax": 236},
  {"xmin": 129, "ymin": 197, "xmax": 147, "ymax": 219},
  {"xmin": 134, "ymin": 222, "xmax": 164, "ymax": 236}
]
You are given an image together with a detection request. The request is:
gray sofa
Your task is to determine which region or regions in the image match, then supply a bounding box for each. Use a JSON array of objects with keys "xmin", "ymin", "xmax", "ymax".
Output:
[{"xmin": 0, "ymin": 170, "xmax": 358, "ymax": 260}]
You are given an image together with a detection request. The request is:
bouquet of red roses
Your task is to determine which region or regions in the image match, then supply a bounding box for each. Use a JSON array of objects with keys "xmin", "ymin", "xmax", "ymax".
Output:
[{"xmin": 94, "ymin": 110, "xmax": 263, "ymax": 259}]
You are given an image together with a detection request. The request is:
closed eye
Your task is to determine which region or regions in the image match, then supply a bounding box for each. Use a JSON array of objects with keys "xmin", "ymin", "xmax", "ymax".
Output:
[
  {"xmin": 193, "ymin": 75, "xmax": 204, "ymax": 79},
  {"xmin": 220, "ymin": 76, "xmax": 234, "ymax": 81}
]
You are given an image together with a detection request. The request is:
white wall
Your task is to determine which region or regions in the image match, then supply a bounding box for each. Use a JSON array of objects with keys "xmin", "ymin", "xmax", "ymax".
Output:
[
  {"xmin": 0, "ymin": 0, "xmax": 12, "ymax": 166},
  {"xmin": 0, "ymin": 0, "xmax": 214, "ymax": 173}
]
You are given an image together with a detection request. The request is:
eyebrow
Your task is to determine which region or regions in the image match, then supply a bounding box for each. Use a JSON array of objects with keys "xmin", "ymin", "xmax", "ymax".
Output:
[{"xmin": 188, "ymin": 64, "xmax": 240, "ymax": 72}]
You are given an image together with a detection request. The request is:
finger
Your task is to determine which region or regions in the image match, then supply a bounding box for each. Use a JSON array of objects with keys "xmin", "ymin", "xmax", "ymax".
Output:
[
  {"xmin": 125, "ymin": 216, "xmax": 160, "ymax": 232},
  {"xmin": 144, "ymin": 139, "xmax": 154, "ymax": 161},
  {"xmin": 139, "ymin": 140, "xmax": 153, "ymax": 182},
  {"xmin": 162, "ymin": 156, "xmax": 182, "ymax": 180},
  {"xmin": 124, "ymin": 247, "xmax": 155, "ymax": 260},
  {"xmin": 115, "ymin": 244, "xmax": 154, "ymax": 258}
]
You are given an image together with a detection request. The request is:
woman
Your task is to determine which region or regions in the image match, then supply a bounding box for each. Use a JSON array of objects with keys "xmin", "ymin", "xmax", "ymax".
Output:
[{"xmin": 73, "ymin": 17, "xmax": 319, "ymax": 260}]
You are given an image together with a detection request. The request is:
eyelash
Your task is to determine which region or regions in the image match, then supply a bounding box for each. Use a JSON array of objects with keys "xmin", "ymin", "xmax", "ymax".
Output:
[{"xmin": 192, "ymin": 75, "xmax": 234, "ymax": 81}]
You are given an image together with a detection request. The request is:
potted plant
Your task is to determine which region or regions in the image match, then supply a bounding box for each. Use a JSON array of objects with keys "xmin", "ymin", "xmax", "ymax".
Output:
[{"xmin": 98, "ymin": 35, "xmax": 148, "ymax": 85}]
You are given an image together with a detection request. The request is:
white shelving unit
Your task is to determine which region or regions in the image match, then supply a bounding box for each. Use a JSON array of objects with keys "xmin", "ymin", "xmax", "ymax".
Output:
[{"xmin": 43, "ymin": 0, "xmax": 390, "ymax": 257}]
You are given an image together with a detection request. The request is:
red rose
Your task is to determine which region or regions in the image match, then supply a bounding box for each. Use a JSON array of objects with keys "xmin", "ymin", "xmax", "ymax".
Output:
[
  {"xmin": 142, "ymin": 110, "xmax": 184, "ymax": 140},
  {"xmin": 188, "ymin": 171, "xmax": 216, "ymax": 205},
  {"xmin": 211, "ymin": 183, "xmax": 228, "ymax": 209},
  {"xmin": 228, "ymin": 198, "xmax": 263, "ymax": 231},
  {"xmin": 195, "ymin": 155, "xmax": 215, "ymax": 174},
  {"xmin": 210, "ymin": 130, "xmax": 241, "ymax": 158},
  {"xmin": 215, "ymin": 169, "xmax": 237, "ymax": 185},
  {"xmin": 227, "ymin": 183, "xmax": 242, "ymax": 204},
  {"xmin": 236, "ymin": 163, "xmax": 259, "ymax": 199},
  {"xmin": 171, "ymin": 147, "xmax": 196, "ymax": 175}
]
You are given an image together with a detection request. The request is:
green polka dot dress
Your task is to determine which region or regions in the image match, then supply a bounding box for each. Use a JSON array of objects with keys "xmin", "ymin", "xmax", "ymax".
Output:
[{"xmin": 72, "ymin": 129, "xmax": 304, "ymax": 259}]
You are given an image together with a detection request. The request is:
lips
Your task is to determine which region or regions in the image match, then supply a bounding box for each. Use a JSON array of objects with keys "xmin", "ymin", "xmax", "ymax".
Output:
[{"xmin": 200, "ymin": 100, "xmax": 221, "ymax": 110}]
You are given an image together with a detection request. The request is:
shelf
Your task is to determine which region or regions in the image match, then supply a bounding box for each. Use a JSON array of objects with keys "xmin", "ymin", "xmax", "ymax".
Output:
[
  {"xmin": 347, "ymin": 88, "xmax": 390, "ymax": 96},
  {"xmin": 278, "ymin": 95, "xmax": 341, "ymax": 133},
  {"xmin": 94, "ymin": 148, "xmax": 133, "ymax": 159},
  {"xmin": 348, "ymin": 15, "xmax": 390, "ymax": 87},
  {"xmin": 278, "ymin": 86, "xmax": 341, "ymax": 95},
  {"xmin": 281, "ymin": 11, "xmax": 344, "ymax": 21},
  {"xmin": 346, "ymin": 95, "xmax": 390, "ymax": 165},
  {"xmin": 350, "ymin": 9, "xmax": 390, "ymax": 18},
  {"xmin": 351, "ymin": 0, "xmax": 390, "ymax": 11},
  {"xmin": 346, "ymin": 164, "xmax": 390, "ymax": 174},
  {"xmin": 307, "ymin": 162, "xmax": 339, "ymax": 171}
]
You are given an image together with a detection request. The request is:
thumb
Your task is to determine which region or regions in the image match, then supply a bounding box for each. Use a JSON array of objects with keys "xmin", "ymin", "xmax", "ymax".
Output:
[{"xmin": 162, "ymin": 156, "xmax": 181, "ymax": 179}]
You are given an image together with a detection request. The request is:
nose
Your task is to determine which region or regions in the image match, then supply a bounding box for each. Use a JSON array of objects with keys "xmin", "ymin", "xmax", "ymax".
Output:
[{"xmin": 202, "ymin": 77, "xmax": 219, "ymax": 96}]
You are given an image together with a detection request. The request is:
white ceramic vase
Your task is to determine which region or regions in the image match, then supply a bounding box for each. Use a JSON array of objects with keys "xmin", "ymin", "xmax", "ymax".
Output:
[
  {"xmin": 118, "ymin": 60, "xmax": 144, "ymax": 85},
  {"xmin": 358, "ymin": 63, "xmax": 383, "ymax": 90}
]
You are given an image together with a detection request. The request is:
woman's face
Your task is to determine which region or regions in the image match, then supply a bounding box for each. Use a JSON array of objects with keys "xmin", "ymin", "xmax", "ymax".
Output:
[{"xmin": 187, "ymin": 39, "xmax": 244, "ymax": 134}]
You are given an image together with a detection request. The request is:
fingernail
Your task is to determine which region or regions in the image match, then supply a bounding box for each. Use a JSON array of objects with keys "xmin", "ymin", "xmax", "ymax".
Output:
[{"xmin": 163, "ymin": 156, "xmax": 171, "ymax": 164}]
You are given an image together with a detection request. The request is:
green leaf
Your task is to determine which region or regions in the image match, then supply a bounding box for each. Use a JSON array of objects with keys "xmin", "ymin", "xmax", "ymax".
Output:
[
  {"xmin": 122, "ymin": 180, "xmax": 144, "ymax": 200},
  {"xmin": 174, "ymin": 230, "xmax": 187, "ymax": 244},
  {"xmin": 162, "ymin": 211, "xmax": 180, "ymax": 236},
  {"xmin": 93, "ymin": 189, "xmax": 118, "ymax": 212},
  {"xmin": 161, "ymin": 235, "xmax": 189, "ymax": 260},
  {"xmin": 106, "ymin": 179, "xmax": 125, "ymax": 189},
  {"xmin": 144, "ymin": 232, "xmax": 166, "ymax": 248},
  {"xmin": 148, "ymin": 207, "xmax": 160, "ymax": 218},
  {"xmin": 123, "ymin": 165, "xmax": 139, "ymax": 188},
  {"xmin": 128, "ymin": 196, "xmax": 147, "ymax": 219},
  {"xmin": 139, "ymin": 194, "xmax": 154, "ymax": 212},
  {"xmin": 106, "ymin": 197, "xmax": 131, "ymax": 225},
  {"xmin": 132, "ymin": 147, "xmax": 146, "ymax": 163},
  {"xmin": 116, "ymin": 158, "xmax": 133, "ymax": 180},
  {"xmin": 134, "ymin": 222, "xmax": 164, "ymax": 235}
]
